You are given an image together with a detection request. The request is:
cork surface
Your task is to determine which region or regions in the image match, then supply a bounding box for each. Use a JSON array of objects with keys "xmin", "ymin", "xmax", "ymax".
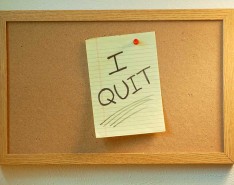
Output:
[{"xmin": 7, "ymin": 21, "xmax": 223, "ymax": 154}]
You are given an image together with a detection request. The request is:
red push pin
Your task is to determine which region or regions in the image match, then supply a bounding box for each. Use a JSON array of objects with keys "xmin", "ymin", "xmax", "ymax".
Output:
[{"xmin": 133, "ymin": 38, "xmax": 139, "ymax": 45}]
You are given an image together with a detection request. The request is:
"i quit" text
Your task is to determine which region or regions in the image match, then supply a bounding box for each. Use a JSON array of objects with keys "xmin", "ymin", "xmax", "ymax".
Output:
[{"xmin": 98, "ymin": 51, "xmax": 151, "ymax": 106}]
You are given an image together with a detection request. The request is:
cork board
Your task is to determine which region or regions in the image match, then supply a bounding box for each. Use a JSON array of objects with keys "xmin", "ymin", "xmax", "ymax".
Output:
[{"xmin": 7, "ymin": 20, "xmax": 223, "ymax": 154}]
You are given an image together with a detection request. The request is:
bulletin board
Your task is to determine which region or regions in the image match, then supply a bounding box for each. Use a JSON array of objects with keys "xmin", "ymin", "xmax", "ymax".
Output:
[{"xmin": 0, "ymin": 10, "xmax": 234, "ymax": 164}]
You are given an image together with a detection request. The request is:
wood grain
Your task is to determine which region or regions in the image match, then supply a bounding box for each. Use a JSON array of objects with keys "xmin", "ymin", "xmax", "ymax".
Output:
[
  {"xmin": 0, "ymin": 9, "xmax": 232, "ymax": 21},
  {"xmin": 224, "ymin": 11, "xmax": 234, "ymax": 163},
  {"xmin": 0, "ymin": 153, "xmax": 232, "ymax": 165},
  {"xmin": 0, "ymin": 18, "xmax": 8, "ymax": 162}
]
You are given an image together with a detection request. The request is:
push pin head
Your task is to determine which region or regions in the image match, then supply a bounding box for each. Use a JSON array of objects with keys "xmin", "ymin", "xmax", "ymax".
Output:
[{"xmin": 133, "ymin": 38, "xmax": 139, "ymax": 45}]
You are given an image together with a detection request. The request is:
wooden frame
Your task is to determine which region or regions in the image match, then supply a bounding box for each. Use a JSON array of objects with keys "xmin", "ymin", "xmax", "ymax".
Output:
[{"xmin": 0, "ymin": 10, "xmax": 234, "ymax": 164}]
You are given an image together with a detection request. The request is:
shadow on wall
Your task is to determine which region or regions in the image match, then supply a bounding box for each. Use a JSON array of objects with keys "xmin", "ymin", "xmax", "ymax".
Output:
[{"xmin": 0, "ymin": 165, "xmax": 233, "ymax": 185}]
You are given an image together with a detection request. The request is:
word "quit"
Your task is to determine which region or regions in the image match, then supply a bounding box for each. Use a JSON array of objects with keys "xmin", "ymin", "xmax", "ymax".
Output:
[{"xmin": 98, "ymin": 51, "xmax": 151, "ymax": 106}]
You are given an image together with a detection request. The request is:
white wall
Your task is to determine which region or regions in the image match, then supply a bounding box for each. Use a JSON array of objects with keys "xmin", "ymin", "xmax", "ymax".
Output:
[{"xmin": 1, "ymin": 1, "xmax": 234, "ymax": 184}]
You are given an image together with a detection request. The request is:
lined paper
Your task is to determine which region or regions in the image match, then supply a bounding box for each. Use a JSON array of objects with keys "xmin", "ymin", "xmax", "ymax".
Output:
[{"xmin": 86, "ymin": 32, "xmax": 165, "ymax": 138}]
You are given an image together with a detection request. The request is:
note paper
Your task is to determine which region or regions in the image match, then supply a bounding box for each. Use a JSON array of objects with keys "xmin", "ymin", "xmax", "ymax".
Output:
[{"xmin": 86, "ymin": 32, "xmax": 165, "ymax": 138}]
